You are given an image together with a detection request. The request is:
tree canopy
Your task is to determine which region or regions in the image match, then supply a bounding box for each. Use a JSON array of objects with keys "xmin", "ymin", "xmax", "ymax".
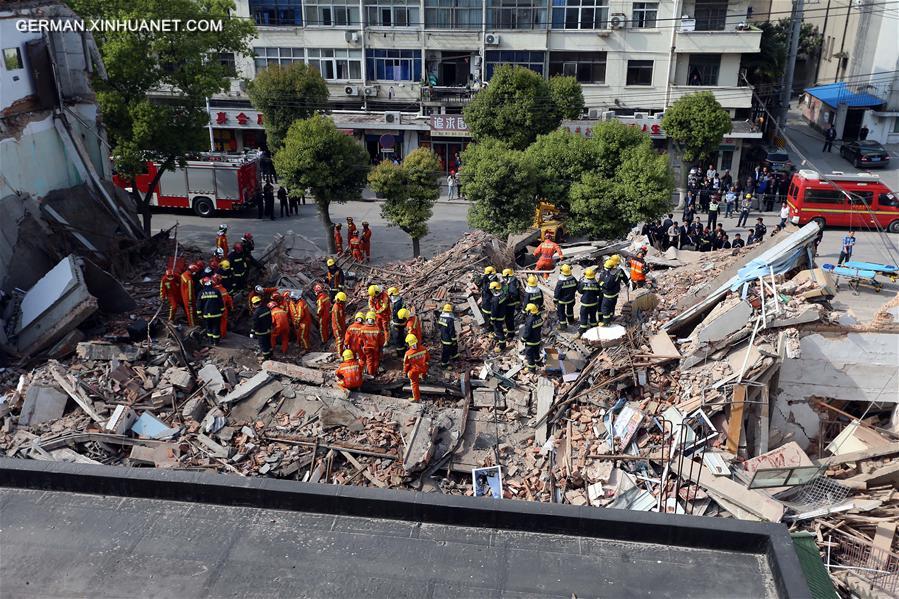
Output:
[
  {"xmin": 524, "ymin": 129, "xmax": 600, "ymax": 210},
  {"xmin": 247, "ymin": 62, "xmax": 329, "ymax": 151},
  {"xmin": 70, "ymin": 0, "xmax": 255, "ymax": 234},
  {"xmin": 459, "ymin": 139, "xmax": 538, "ymax": 236},
  {"xmin": 368, "ymin": 148, "xmax": 440, "ymax": 257},
  {"xmin": 742, "ymin": 19, "xmax": 821, "ymax": 89},
  {"xmin": 274, "ymin": 115, "xmax": 370, "ymax": 252},
  {"xmin": 548, "ymin": 75, "xmax": 585, "ymax": 120},
  {"xmin": 661, "ymin": 91, "xmax": 732, "ymax": 164},
  {"xmin": 463, "ymin": 66, "xmax": 562, "ymax": 150}
]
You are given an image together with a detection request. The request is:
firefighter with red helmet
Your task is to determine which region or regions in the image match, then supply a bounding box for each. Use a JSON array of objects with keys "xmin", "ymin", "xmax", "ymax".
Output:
[{"xmin": 160, "ymin": 268, "xmax": 182, "ymax": 321}]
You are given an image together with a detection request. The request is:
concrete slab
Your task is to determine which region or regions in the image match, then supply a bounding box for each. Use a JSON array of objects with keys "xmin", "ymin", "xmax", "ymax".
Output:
[
  {"xmin": 696, "ymin": 299, "xmax": 754, "ymax": 344},
  {"xmin": 19, "ymin": 385, "xmax": 68, "ymax": 427}
]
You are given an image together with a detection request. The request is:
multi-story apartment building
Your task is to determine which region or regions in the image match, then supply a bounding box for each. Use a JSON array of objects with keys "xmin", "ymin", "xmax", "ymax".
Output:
[{"xmin": 208, "ymin": 0, "xmax": 764, "ymax": 173}]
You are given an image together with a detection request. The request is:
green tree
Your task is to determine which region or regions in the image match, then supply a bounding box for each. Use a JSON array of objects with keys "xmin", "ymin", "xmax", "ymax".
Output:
[
  {"xmin": 589, "ymin": 120, "xmax": 652, "ymax": 178},
  {"xmin": 568, "ymin": 142, "xmax": 673, "ymax": 239},
  {"xmin": 459, "ymin": 139, "xmax": 538, "ymax": 236},
  {"xmin": 525, "ymin": 129, "xmax": 600, "ymax": 209},
  {"xmin": 548, "ymin": 75, "xmax": 585, "ymax": 120},
  {"xmin": 247, "ymin": 62, "xmax": 329, "ymax": 151},
  {"xmin": 463, "ymin": 66, "xmax": 560, "ymax": 150},
  {"xmin": 661, "ymin": 91, "xmax": 731, "ymax": 164},
  {"xmin": 70, "ymin": 0, "xmax": 255, "ymax": 235},
  {"xmin": 742, "ymin": 19, "xmax": 821, "ymax": 91},
  {"xmin": 368, "ymin": 148, "xmax": 440, "ymax": 257},
  {"xmin": 274, "ymin": 115, "xmax": 370, "ymax": 253}
]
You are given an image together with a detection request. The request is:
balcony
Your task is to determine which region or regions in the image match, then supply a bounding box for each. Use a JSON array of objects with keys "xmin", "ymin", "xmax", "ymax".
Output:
[
  {"xmin": 676, "ymin": 26, "xmax": 762, "ymax": 54},
  {"xmin": 420, "ymin": 86, "xmax": 475, "ymax": 106},
  {"xmin": 668, "ymin": 85, "xmax": 754, "ymax": 109}
]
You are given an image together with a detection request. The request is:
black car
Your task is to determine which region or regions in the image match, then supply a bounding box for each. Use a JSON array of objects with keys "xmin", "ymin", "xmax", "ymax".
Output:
[
  {"xmin": 839, "ymin": 140, "xmax": 891, "ymax": 169},
  {"xmin": 758, "ymin": 146, "xmax": 795, "ymax": 173}
]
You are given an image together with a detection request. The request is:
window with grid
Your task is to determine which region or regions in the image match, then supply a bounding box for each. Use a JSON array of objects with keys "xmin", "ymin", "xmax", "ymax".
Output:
[
  {"xmin": 424, "ymin": 0, "xmax": 483, "ymax": 28},
  {"xmin": 548, "ymin": 51, "xmax": 606, "ymax": 83},
  {"xmin": 304, "ymin": 0, "xmax": 361, "ymax": 26},
  {"xmin": 254, "ymin": 47, "xmax": 305, "ymax": 69},
  {"xmin": 484, "ymin": 51, "xmax": 545, "ymax": 79},
  {"xmin": 631, "ymin": 2, "xmax": 657, "ymax": 28},
  {"xmin": 487, "ymin": 0, "xmax": 547, "ymax": 29},
  {"xmin": 625, "ymin": 60, "xmax": 653, "ymax": 86},
  {"xmin": 307, "ymin": 48, "xmax": 363, "ymax": 80},
  {"xmin": 551, "ymin": 0, "xmax": 609, "ymax": 30},
  {"xmin": 694, "ymin": 0, "xmax": 727, "ymax": 31},
  {"xmin": 218, "ymin": 52, "xmax": 237, "ymax": 77},
  {"xmin": 249, "ymin": 0, "xmax": 303, "ymax": 25},
  {"xmin": 366, "ymin": 0, "xmax": 420, "ymax": 26},
  {"xmin": 687, "ymin": 54, "xmax": 720, "ymax": 85},
  {"xmin": 365, "ymin": 49, "xmax": 422, "ymax": 81}
]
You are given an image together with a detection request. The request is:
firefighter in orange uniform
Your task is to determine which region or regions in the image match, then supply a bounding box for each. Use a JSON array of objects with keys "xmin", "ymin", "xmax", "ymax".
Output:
[
  {"xmin": 348, "ymin": 230, "xmax": 364, "ymax": 263},
  {"xmin": 335, "ymin": 349, "xmax": 363, "ymax": 391},
  {"xmin": 361, "ymin": 222, "xmax": 372, "ymax": 263},
  {"xmin": 346, "ymin": 216, "xmax": 357, "ymax": 239},
  {"xmin": 403, "ymin": 334, "xmax": 430, "ymax": 402},
  {"xmin": 212, "ymin": 274, "xmax": 233, "ymax": 339},
  {"xmin": 395, "ymin": 308, "xmax": 422, "ymax": 357},
  {"xmin": 314, "ymin": 283, "xmax": 332, "ymax": 344},
  {"xmin": 360, "ymin": 311, "xmax": 385, "ymax": 376},
  {"xmin": 344, "ymin": 311, "xmax": 366, "ymax": 370},
  {"xmin": 331, "ymin": 291, "xmax": 348, "ymax": 354},
  {"xmin": 289, "ymin": 291, "xmax": 312, "ymax": 351},
  {"xmin": 533, "ymin": 230, "xmax": 563, "ymax": 279},
  {"xmin": 333, "ymin": 223, "xmax": 343, "ymax": 255},
  {"xmin": 216, "ymin": 224, "xmax": 229, "ymax": 255},
  {"xmin": 160, "ymin": 269, "xmax": 182, "ymax": 321},
  {"xmin": 180, "ymin": 264, "xmax": 198, "ymax": 326},
  {"xmin": 270, "ymin": 300, "xmax": 291, "ymax": 355},
  {"xmin": 629, "ymin": 247, "xmax": 649, "ymax": 289},
  {"xmin": 368, "ymin": 285, "xmax": 390, "ymax": 340}
]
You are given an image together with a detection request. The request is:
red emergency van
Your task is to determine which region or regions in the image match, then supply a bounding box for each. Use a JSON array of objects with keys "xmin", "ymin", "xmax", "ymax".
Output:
[
  {"xmin": 113, "ymin": 152, "xmax": 260, "ymax": 217},
  {"xmin": 786, "ymin": 169, "xmax": 899, "ymax": 232}
]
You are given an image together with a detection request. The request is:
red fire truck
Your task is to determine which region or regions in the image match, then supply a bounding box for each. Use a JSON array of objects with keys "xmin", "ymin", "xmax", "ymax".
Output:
[
  {"xmin": 114, "ymin": 153, "xmax": 261, "ymax": 217},
  {"xmin": 786, "ymin": 169, "xmax": 899, "ymax": 232}
]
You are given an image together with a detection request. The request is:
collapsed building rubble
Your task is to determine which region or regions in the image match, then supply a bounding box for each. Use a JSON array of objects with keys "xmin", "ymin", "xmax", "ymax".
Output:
[{"xmin": 0, "ymin": 225, "xmax": 897, "ymax": 596}]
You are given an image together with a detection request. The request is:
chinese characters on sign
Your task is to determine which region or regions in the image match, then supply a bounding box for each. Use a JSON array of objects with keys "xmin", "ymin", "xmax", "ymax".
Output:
[
  {"xmin": 430, "ymin": 115, "xmax": 469, "ymax": 137},
  {"xmin": 210, "ymin": 109, "xmax": 264, "ymax": 129},
  {"xmin": 563, "ymin": 117, "xmax": 667, "ymax": 139}
]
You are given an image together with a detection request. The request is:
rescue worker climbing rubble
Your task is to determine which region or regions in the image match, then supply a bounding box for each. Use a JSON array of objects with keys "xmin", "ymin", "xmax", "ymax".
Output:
[
  {"xmin": 598, "ymin": 257, "xmax": 629, "ymax": 327},
  {"xmin": 437, "ymin": 304, "xmax": 459, "ymax": 367},
  {"xmin": 159, "ymin": 269, "xmax": 182, "ymax": 322},
  {"xmin": 212, "ymin": 274, "xmax": 232, "ymax": 339},
  {"xmin": 533, "ymin": 230, "xmax": 563, "ymax": 279},
  {"xmin": 198, "ymin": 277, "xmax": 224, "ymax": 346},
  {"xmin": 344, "ymin": 312, "xmax": 366, "ymax": 371},
  {"xmin": 180, "ymin": 265, "xmax": 198, "ymax": 327},
  {"xmin": 489, "ymin": 280, "xmax": 508, "ymax": 352},
  {"xmin": 335, "ymin": 349, "xmax": 363, "ymax": 391},
  {"xmin": 333, "ymin": 223, "xmax": 344, "ymax": 255},
  {"xmin": 403, "ymin": 334, "xmax": 429, "ymax": 402},
  {"xmin": 520, "ymin": 302, "xmax": 544, "ymax": 370},
  {"xmin": 477, "ymin": 266, "xmax": 498, "ymax": 326},
  {"xmin": 360, "ymin": 311, "xmax": 385, "ymax": 376},
  {"xmin": 629, "ymin": 247, "xmax": 649, "ymax": 289},
  {"xmin": 388, "ymin": 287, "xmax": 405, "ymax": 351},
  {"xmin": 314, "ymin": 283, "xmax": 332, "ymax": 344},
  {"xmin": 577, "ymin": 267, "xmax": 600, "ymax": 336},
  {"xmin": 522, "ymin": 275, "xmax": 543, "ymax": 313},
  {"xmin": 501, "ymin": 268, "xmax": 520, "ymax": 340},
  {"xmin": 368, "ymin": 285, "xmax": 390, "ymax": 341},
  {"xmin": 361, "ymin": 221, "xmax": 372, "ymax": 262},
  {"xmin": 325, "ymin": 258, "xmax": 344, "ymax": 300},
  {"xmin": 332, "ymin": 291, "xmax": 347, "ymax": 354},
  {"xmin": 229, "ymin": 243, "xmax": 247, "ymax": 290},
  {"xmin": 250, "ymin": 296, "xmax": 272, "ymax": 359},
  {"xmin": 270, "ymin": 300, "xmax": 290, "ymax": 355}
]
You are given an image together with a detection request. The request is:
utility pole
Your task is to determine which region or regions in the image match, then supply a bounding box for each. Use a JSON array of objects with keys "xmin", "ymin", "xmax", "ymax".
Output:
[{"xmin": 778, "ymin": 0, "xmax": 805, "ymax": 138}]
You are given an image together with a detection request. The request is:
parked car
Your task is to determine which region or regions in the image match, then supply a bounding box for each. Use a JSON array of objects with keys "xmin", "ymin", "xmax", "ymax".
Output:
[
  {"xmin": 839, "ymin": 140, "xmax": 891, "ymax": 169},
  {"xmin": 753, "ymin": 146, "xmax": 795, "ymax": 173}
]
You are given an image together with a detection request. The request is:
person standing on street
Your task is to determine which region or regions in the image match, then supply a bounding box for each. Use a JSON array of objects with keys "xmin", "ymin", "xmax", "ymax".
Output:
[
  {"xmin": 707, "ymin": 194, "xmax": 720, "ymax": 229},
  {"xmin": 288, "ymin": 188, "xmax": 299, "ymax": 215},
  {"xmin": 823, "ymin": 124, "xmax": 837, "ymax": 152},
  {"xmin": 361, "ymin": 222, "xmax": 372, "ymax": 262},
  {"xmin": 737, "ymin": 193, "xmax": 752, "ymax": 228},
  {"xmin": 838, "ymin": 231, "xmax": 856, "ymax": 265},
  {"xmin": 256, "ymin": 189, "xmax": 264, "ymax": 220},
  {"xmin": 447, "ymin": 171, "xmax": 457, "ymax": 200},
  {"xmin": 667, "ymin": 220, "xmax": 680, "ymax": 250},
  {"xmin": 278, "ymin": 185, "xmax": 289, "ymax": 218},
  {"xmin": 263, "ymin": 182, "xmax": 275, "ymax": 220},
  {"xmin": 333, "ymin": 223, "xmax": 343, "ymax": 255},
  {"xmin": 778, "ymin": 202, "xmax": 790, "ymax": 230}
]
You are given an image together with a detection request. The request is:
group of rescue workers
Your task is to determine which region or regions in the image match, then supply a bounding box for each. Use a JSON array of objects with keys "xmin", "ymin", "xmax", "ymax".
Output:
[
  {"xmin": 332, "ymin": 216, "xmax": 373, "ymax": 263},
  {"xmin": 160, "ymin": 224, "xmax": 650, "ymax": 402}
]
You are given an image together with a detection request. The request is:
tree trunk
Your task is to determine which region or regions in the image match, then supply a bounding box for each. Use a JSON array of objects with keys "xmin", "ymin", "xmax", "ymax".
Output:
[
  {"xmin": 318, "ymin": 199, "xmax": 335, "ymax": 254},
  {"xmin": 411, "ymin": 236, "xmax": 420, "ymax": 258}
]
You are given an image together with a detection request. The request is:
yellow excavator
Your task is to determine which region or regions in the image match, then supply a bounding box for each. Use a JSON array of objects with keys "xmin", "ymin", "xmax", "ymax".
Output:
[{"xmin": 533, "ymin": 201, "xmax": 565, "ymax": 241}]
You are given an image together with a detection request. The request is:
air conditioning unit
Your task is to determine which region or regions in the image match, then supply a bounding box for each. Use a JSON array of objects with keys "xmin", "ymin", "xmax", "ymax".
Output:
[
  {"xmin": 345, "ymin": 30, "xmax": 361, "ymax": 43},
  {"xmin": 634, "ymin": 112, "xmax": 648, "ymax": 119},
  {"xmin": 609, "ymin": 13, "xmax": 626, "ymax": 29},
  {"xmin": 484, "ymin": 33, "xmax": 500, "ymax": 46},
  {"xmin": 344, "ymin": 85, "xmax": 360, "ymax": 96},
  {"xmin": 680, "ymin": 16, "xmax": 696, "ymax": 32},
  {"xmin": 363, "ymin": 85, "xmax": 379, "ymax": 97},
  {"xmin": 600, "ymin": 110, "xmax": 616, "ymax": 121},
  {"xmin": 587, "ymin": 108, "xmax": 602, "ymax": 119},
  {"xmin": 384, "ymin": 111, "xmax": 401, "ymax": 124}
]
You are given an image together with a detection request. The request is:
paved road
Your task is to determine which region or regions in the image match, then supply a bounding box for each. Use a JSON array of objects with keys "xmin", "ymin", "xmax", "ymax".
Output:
[{"xmin": 152, "ymin": 199, "xmax": 472, "ymax": 263}]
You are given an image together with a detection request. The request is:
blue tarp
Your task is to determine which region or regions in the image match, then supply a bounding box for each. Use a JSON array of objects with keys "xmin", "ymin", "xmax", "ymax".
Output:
[{"xmin": 804, "ymin": 82, "xmax": 884, "ymax": 108}]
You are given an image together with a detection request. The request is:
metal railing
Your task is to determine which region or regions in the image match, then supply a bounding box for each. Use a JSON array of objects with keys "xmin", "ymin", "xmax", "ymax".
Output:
[{"xmin": 827, "ymin": 531, "xmax": 899, "ymax": 595}]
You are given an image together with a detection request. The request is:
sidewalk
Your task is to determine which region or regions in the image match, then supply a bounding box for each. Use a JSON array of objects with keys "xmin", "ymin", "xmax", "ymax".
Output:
[
  {"xmin": 783, "ymin": 109, "xmax": 899, "ymax": 192},
  {"xmin": 361, "ymin": 185, "xmax": 472, "ymax": 205}
]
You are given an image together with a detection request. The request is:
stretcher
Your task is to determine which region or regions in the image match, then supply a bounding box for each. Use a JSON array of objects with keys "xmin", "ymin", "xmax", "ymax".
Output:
[
  {"xmin": 822, "ymin": 263, "xmax": 883, "ymax": 293},
  {"xmin": 841, "ymin": 261, "xmax": 899, "ymax": 282}
]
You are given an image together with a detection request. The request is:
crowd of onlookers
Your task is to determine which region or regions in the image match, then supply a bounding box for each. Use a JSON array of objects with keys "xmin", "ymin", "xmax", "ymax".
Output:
[{"xmin": 642, "ymin": 162, "xmax": 795, "ymax": 253}]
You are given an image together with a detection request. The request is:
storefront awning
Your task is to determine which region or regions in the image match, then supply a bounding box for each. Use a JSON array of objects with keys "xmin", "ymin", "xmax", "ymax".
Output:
[{"xmin": 804, "ymin": 82, "xmax": 884, "ymax": 109}]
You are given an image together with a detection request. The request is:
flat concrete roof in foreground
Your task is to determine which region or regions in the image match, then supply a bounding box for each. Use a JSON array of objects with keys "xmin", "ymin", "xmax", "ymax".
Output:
[{"xmin": 0, "ymin": 459, "xmax": 810, "ymax": 598}]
